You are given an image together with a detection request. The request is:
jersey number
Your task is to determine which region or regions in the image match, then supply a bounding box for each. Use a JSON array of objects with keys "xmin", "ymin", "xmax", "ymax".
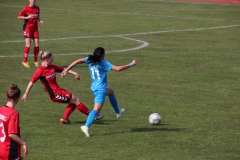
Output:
[
  {"xmin": 91, "ymin": 68, "xmax": 100, "ymax": 80},
  {"xmin": 0, "ymin": 122, "xmax": 6, "ymax": 142}
]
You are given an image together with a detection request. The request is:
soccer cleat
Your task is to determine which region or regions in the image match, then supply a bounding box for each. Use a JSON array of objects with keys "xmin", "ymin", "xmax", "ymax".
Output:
[
  {"xmin": 95, "ymin": 114, "xmax": 104, "ymax": 120},
  {"xmin": 22, "ymin": 62, "xmax": 30, "ymax": 68},
  {"xmin": 60, "ymin": 118, "xmax": 71, "ymax": 124},
  {"xmin": 34, "ymin": 62, "xmax": 39, "ymax": 67},
  {"xmin": 116, "ymin": 108, "xmax": 125, "ymax": 118},
  {"xmin": 81, "ymin": 126, "xmax": 90, "ymax": 137}
]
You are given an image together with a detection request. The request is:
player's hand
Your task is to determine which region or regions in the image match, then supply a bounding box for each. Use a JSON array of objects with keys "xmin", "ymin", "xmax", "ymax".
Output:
[
  {"xmin": 40, "ymin": 20, "xmax": 44, "ymax": 25},
  {"xmin": 22, "ymin": 143, "xmax": 28, "ymax": 157},
  {"xmin": 75, "ymin": 73, "xmax": 80, "ymax": 80},
  {"xmin": 131, "ymin": 60, "xmax": 136, "ymax": 66},
  {"xmin": 22, "ymin": 94, "xmax": 28, "ymax": 102},
  {"xmin": 28, "ymin": 14, "xmax": 34, "ymax": 19},
  {"xmin": 61, "ymin": 70, "xmax": 67, "ymax": 78}
]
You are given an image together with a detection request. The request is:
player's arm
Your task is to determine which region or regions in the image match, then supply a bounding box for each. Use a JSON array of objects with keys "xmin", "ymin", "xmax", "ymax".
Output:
[
  {"xmin": 22, "ymin": 81, "xmax": 33, "ymax": 102},
  {"xmin": 61, "ymin": 58, "xmax": 85, "ymax": 78},
  {"xmin": 67, "ymin": 70, "xmax": 80, "ymax": 80},
  {"xmin": 38, "ymin": 8, "xmax": 44, "ymax": 25},
  {"xmin": 112, "ymin": 60, "xmax": 136, "ymax": 72},
  {"xmin": 38, "ymin": 17, "xmax": 44, "ymax": 25},
  {"xmin": 9, "ymin": 134, "xmax": 28, "ymax": 157},
  {"xmin": 18, "ymin": 15, "xmax": 34, "ymax": 20}
]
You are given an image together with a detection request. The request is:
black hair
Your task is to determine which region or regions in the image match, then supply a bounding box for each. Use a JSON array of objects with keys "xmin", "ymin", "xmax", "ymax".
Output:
[{"xmin": 87, "ymin": 47, "xmax": 105, "ymax": 66}]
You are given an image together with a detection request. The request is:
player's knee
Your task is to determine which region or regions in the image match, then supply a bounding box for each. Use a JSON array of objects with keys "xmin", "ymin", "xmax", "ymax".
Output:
[{"xmin": 107, "ymin": 88, "xmax": 114, "ymax": 95}]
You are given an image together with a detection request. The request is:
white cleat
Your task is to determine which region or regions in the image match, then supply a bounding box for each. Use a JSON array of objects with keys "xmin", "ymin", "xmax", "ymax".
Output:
[
  {"xmin": 81, "ymin": 126, "xmax": 90, "ymax": 137},
  {"xmin": 116, "ymin": 108, "xmax": 125, "ymax": 118}
]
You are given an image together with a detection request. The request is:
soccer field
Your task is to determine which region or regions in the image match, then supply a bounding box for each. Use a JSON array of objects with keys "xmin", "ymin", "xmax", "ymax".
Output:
[{"xmin": 0, "ymin": 0, "xmax": 240, "ymax": 159}]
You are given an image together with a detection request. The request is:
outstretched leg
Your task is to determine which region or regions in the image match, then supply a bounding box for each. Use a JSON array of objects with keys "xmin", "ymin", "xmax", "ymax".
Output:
[{"xmin": 60, "ymin": 104, "xmax": 76, "ymax": 124}]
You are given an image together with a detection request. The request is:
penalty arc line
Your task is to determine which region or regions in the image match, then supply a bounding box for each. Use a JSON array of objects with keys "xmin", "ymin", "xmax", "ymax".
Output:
[
  {"xmin": 0, "ymin": 24, "xmax": 239, "ymax": 58},
  {"xmin": 0, "ymin": 36, "xmax": 149, "ymax": 58}
]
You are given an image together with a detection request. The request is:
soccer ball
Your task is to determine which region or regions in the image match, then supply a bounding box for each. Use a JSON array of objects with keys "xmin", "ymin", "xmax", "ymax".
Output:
[{"xmin": 149, "ymin": 113, "xmax": 161, "ymax": 125}]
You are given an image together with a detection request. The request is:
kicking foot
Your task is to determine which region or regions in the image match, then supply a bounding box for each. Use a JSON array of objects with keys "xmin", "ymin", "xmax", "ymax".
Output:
[{"xmin": 81, "ymin": 126, "xmax": 90, "ymax": 137}]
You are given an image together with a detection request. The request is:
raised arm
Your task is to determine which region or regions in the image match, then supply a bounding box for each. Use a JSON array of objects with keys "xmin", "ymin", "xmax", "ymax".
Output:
[
  {"xmin": 111, "ymin": 60, "xmax": 136, "ymax": 72},
  {"xmin": 61, "ymin": 58, "xmax": 85, "ymax": 78}
]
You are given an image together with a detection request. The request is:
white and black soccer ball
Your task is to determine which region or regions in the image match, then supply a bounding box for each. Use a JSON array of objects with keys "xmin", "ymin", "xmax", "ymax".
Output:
[{"xmin": 149, "ymin": 113, "xmax": 161, "ymax": 125}]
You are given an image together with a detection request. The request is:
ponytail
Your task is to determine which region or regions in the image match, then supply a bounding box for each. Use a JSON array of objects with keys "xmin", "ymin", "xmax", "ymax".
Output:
[{"xmin": 87, "ymin": 47, "xmax": 105, "ymax": 66}]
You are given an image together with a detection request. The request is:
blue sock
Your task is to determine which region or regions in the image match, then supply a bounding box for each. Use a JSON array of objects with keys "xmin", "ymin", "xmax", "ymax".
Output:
[
  {"xmin": 85, "ymin": 110, "xmax": 98, "ymax": 127},
  {"xmin": 108, "ymin": 95, "xmax": 119, "ymax": 114}
]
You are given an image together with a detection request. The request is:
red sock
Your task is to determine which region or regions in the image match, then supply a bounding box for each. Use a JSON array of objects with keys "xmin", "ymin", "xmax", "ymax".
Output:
[
  {"xmin": 34, "ymin": 46, "xmax": 39, "ymax": 62},
  {"xmin": 76, "ymin": 102, "xmax": 90, "ymax": 115},
  {"xmin": 62, "ymin": 104, "xmax": 76, "ymax": 120},
  {"xmin": 23, "ymin": 46, "xmax": 30, "ymax": 63}
]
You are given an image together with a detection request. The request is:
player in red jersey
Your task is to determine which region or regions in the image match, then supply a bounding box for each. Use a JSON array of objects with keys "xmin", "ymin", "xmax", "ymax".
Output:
[
  {"xmin": 18, "ymin": 0, "xmax": 44, "ymax": 68},
  {"xmin": 22, "ymin": 51, "xmax": 104, "ymax": 124},
  {"xmin": 0, "ymin": 84, "xmax": 28, "ymax": 160}
]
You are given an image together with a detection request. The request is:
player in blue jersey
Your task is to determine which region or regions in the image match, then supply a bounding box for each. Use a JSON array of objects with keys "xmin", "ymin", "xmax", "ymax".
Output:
[{"xmin": 61, "ymin": 47, "xmax": 136, "ymax": 137}]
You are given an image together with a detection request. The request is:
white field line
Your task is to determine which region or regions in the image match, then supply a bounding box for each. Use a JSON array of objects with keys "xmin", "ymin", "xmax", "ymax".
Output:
[
  {"xmin": 138, "ymin": 0, "xmax": 239, "ymax": 6},
  {"xmin": 0, "ymin": 4, "xmax": 239, "ymax": 58},
  {"xmin": 1, "ymin": 24, "xmax": 239, "ymax": 44},
  {"xmin": 0, "ymin": 36, "xmax": 149, "ymax": 58},
  {"xmin": 0, "ymin": 24, "xmax": 239, "ymax": 58}
]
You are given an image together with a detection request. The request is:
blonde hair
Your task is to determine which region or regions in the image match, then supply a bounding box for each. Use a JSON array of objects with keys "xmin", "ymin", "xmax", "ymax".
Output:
[
  {"xmin": 39, "ymin": 51, "xmax": 52, "ymax": 61},
  {"xmin": 6, "ymin": 84, "xmax": 21, "ymax": 100}
]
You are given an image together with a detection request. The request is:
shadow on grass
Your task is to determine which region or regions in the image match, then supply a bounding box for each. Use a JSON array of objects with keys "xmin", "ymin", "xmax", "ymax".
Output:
[
  {"xmin": 131, "ymin": 123, "xmax": 184, "ymax": 132},
  {"xmin": 101, "ymin": 124, "xmax": 185, "ymax": 136},
  {"xmin": 75, "ymin": 119, "xmax": 119, "ymax": 125},
  {"xmin": 131, "ymin": 127, "xmax": 184, "ymax": 132}
]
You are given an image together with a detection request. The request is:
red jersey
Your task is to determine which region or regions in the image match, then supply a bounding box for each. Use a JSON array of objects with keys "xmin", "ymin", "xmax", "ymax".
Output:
[
  {"xmin": 0, "ymin": 106, "xmax": 22, "ymax": 160},
  {"xmin": 30, "ymin": 65, "xmax": 64, "ymax": 99},
  {"xmin": 18, "ymin": 5, "xmax": 40, "ymax": 31}
]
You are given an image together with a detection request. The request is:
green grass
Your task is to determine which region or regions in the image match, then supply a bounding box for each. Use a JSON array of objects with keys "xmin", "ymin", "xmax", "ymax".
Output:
[{"xmin": 0, "ymin": 0, "xmax": 240, "ymax": 159}]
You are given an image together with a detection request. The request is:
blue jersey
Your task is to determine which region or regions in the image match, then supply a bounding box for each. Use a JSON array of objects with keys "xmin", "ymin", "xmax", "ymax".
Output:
[{"xmin": 84, "ymin": 57, "xmax": 113, "ymax": 92}]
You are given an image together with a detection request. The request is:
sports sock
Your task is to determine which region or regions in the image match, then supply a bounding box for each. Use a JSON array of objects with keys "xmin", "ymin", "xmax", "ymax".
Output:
[
  {"xmin": 108, "ymin": 95, "xmax": 119, "ymax": 114},
  {"xmin": 23, "ymin": 46, "xmax": 30, "ymax": 63},
  {"xmin": 34, "ymin": 46, "xmax": 39, "ymax": 62},
  {"xmin": 76, "ymin": 102, "xmax": 90, "ymax": 115},
  {"xmin": 85, "ymin": 110, "xmax": 98, "ymax": 127},
  {"xmin": 62, "ymin": 104, "xmax": 76, "ymax": 120}
]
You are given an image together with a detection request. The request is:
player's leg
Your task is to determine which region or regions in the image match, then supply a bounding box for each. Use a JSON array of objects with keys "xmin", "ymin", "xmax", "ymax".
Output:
[
  {"xmin": 70, "ymin": 94, "xmax": 104, "ymax": 120},
  {"xmin": 81, "ymin": 103, "xmax": 103, "ymax": 137},
  {"xmin": 70, "ymin": 94, "xmax": 90, "ymax": 115},
  {"xmin": 33, "ymin": 31, "xmax": 39, "ymax": 67},
  {"xmin": 107, "ymin": 87, "xmax": 125, "ymax": 118},
  {"xmin": 22, "ymin": 31, "xmax": 31, "ymax": 68},
  {"xmin": 50, "ymin": 90, "xmax": 74, "ymax": 123},
  {"xmin": 81, "ymin": 91, "xmax": 105, "ymax": 137},
  {"xmin": 60, "ymin": 104, "xmax": 76, "ymax": 124}
]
